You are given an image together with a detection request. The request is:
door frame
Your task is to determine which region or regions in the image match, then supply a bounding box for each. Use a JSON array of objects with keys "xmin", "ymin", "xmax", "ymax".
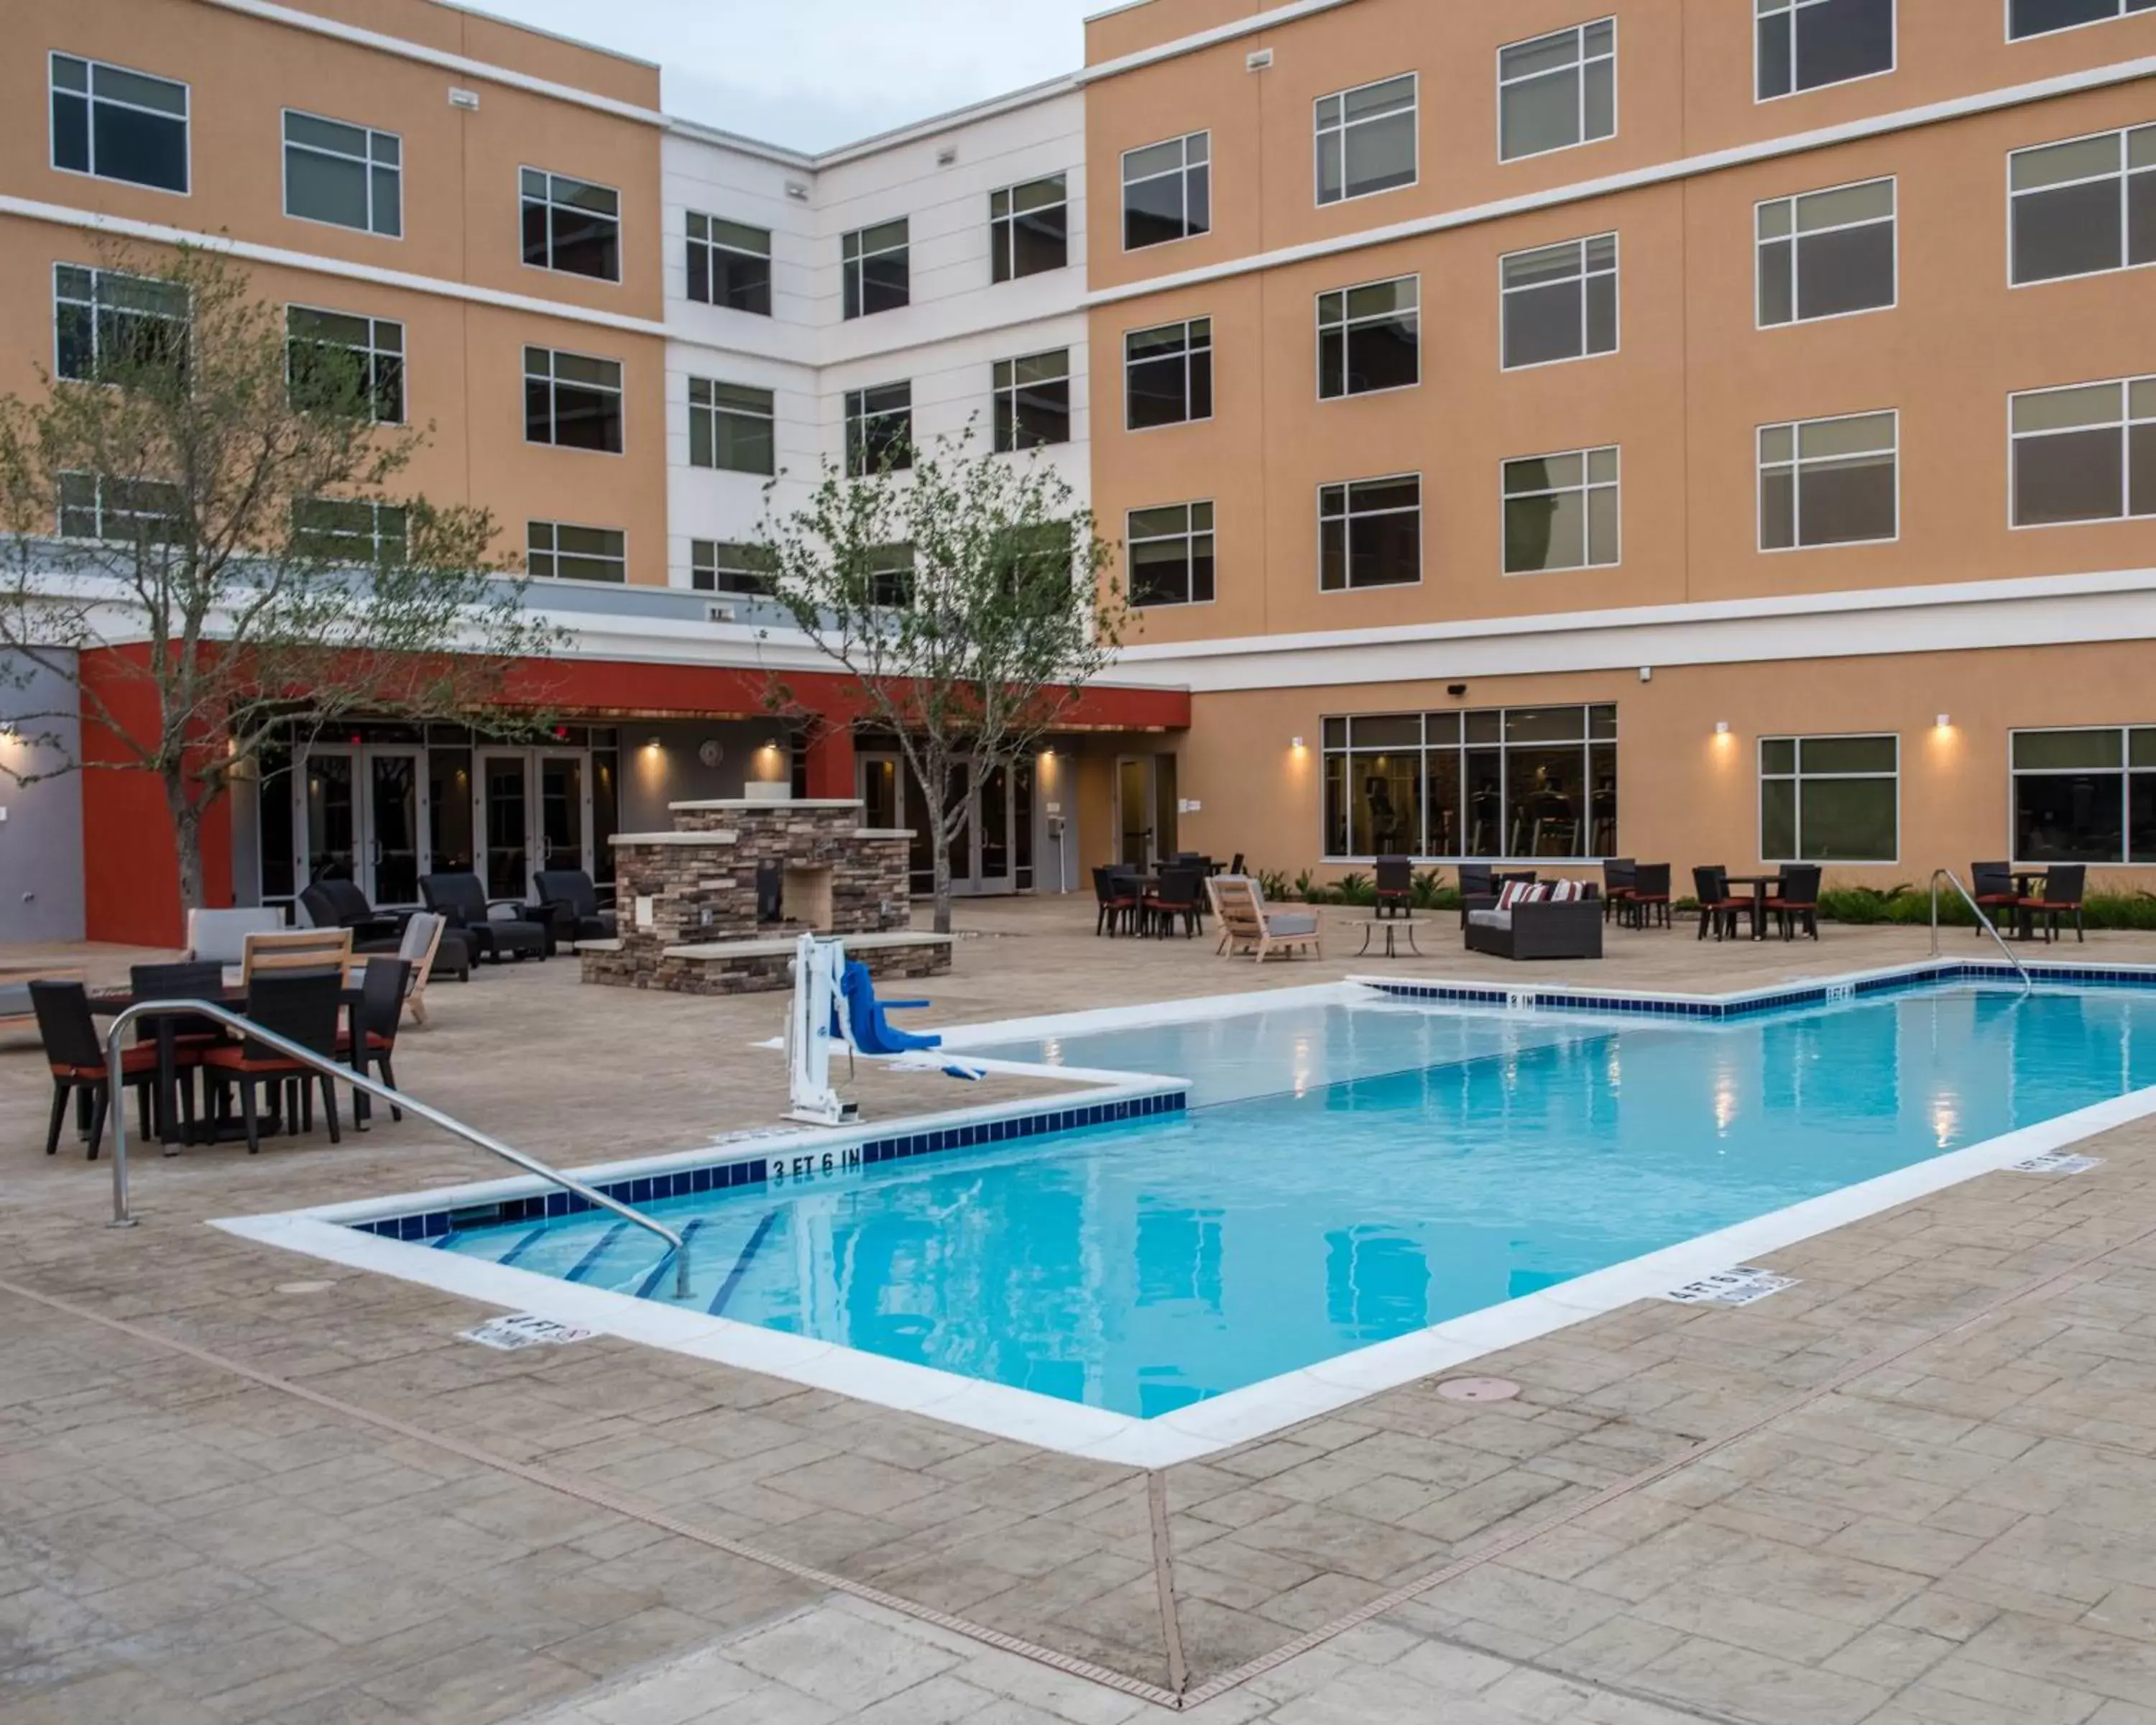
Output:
[
  {"xmin": 536, "ymin": 749, "xmax": 596, "ymax": 878},
  {"xmin": 1114, "ymin": 754, "xmax": 1156, "ymax": 870},
  {"xmin": 360, "ymin": 743, "xmax": 429, "ymax": 907}
]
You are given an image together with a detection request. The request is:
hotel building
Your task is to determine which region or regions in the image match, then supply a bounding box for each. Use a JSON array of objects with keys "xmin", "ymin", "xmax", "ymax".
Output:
[{"xmin": 4, "ymin": 0, "xmax": 2156, "ymax": 941}]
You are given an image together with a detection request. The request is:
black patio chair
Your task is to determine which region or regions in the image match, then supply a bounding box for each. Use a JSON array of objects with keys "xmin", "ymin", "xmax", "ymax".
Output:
[
  {"xmin": 30, "ymin": 980, "xmax": 160, "ymax": 1159},
  {"xmin": 1143, "ymin": 868, "xmax": 1204, "ymax": 938},
  {"xmin": 202, "ymin": 971, "xmax": 345, "ymax": 1154},
  {"xmin": 2018, "ymin": 864, "xmax": 2087, "ymax": 943},
  {"xmin": 1601, "ymin": 858, "xmax": 1636, "ymax": 924},
  {"xmin": 1970, "ymin": 861, "xmax": 2018, "ymax": 933},
  {"xmin": 338, "ymin": 957, "xmax": 411, "ymax": 1123},
  {"xmin": 298, "ymin": 878, "xmax": 406, "ymax": 952},
  {"xmin": 1624, "ymin": 862, "xmax": 1673, "ymax": 929},
  {"xmin": 419, "ymin": 873, "xmax": 549, "ymax": 962},
  {"xmin": 1092, "ymin": 865, "xmax": 1139, "ymax": 937},
  {"xmin": 1373, "ymin": 855, "xmax": 1414, "ymax": 919},
  {"xmin": 1693, "ymin": 866, "xmax": 1752, "ymax": 942},
  {"xmin": 1768, "ymin": 865, "xmax": 1822, "ymax": 942},
  {"xmin": 533, "ymin": 869, "xmax": 618, "ymax": 943}
]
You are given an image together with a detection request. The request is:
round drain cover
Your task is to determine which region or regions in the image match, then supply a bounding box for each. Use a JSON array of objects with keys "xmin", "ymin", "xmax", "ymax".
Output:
[{"xmin": 1436, "ymin": 1376, "xmax": 1521, "ymax": 1403}]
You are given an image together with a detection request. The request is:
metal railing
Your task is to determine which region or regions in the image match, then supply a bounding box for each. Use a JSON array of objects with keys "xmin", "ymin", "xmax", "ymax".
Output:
[
  {"xmin": 1930, "ymin": 869, "xmax": 2034, "ymax": 994},
  {"xmin": 103, "ymin": 999, "xmax": 691, "ymax": 1297}
]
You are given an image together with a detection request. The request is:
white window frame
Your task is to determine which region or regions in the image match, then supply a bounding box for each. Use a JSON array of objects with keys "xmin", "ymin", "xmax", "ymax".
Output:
[
  {"xmin": 1496, "ymin": 18, "xmax": 1618, "ymax": 165},
  {"xmin": 520, "ymin": 165, "xmax": 622, "ymax": 284},
  {"xmin": 689, "ymin": 539, "xmax": 778, "ymax": 597},
  {"xmin": 1125, "ymin": 502, "xmax": 1216, "ymax": 610},
  {"xmin": 56, "ymin": 471, "xmax": 183, "ymax": 543},
  {"xmin": 293, "ymin": 497, "xmax": 407, "ymax": 564},
  {"xmin": 285, "ymin": 304, "xmax": 405, "ymax": 425},
  {"xmin": 685, "ymin": 213, "xmax": 773, "ymax": 314},
  {"xmin": 51, "ymin": 262, "xmax": 188, "ymax": 383},
  {"xmin": 1120, "ymin": 130, "xmax": 1212, "ymax": 254},
  {"xmin": 1123, "ymin": 318, "xmax": 1214, "ymax": 433},
  {"xmin": 1759, "ymin": 732, "xmax": 1901, "ymax": 865},
  {"xmin": 844, "ymin": 381, "xmax": 914, "ymax": 476},
  {"xmin": 2007, "ymin": 723, "xmax": 2156, "ymax": 867},
  {"xmin": 1314, "ymin": 73, "xmax": 1419, "ymax": 208},
  {"xmin": 1755, "ymin": 175, "xmax": 1899, "ymax": 330},
  {"xmin": 990, "ymin": 175, "xmax": 1070, "ymax": 282},
  {"xmin": 1756, "ymin": 0, "xmax": 1899, "ymax": 105},
  {"xmin": 1501, "ymin": 446, "xmax": 1621, "ymax": 575},
  {"xmin": 280, "ymin": 109, "xmax": 402, "ymax": 239},
  {"xmin": 48, "ymin": 52, "xmax": 190, "ymax": 196},
  {"xmin": 686, "ymin": 377, "xmax": 775, "ymax": 477},
  {"xmin": 2004, "ymin": 0, "xmax": 2156, "ymax": 43},
  {"xmin": 841, "ymin": 218, "xmax": 911, "ymax": 320},
  {"xmin": 524, "ymin": 345, "xmax": 625, "ymax": 455},
  {"xmin": 1498, "ymin": 233, "xmax": 1620, "ymax": 373},
  {"xmin": 1318, "ymin": 473, "xmax": 1424, "ymax": 594},
  {"xmin": 1757, "ymin": 409, "xmax": 1900, "ymax": 552},
  {"xmin": 992, "ymin": 349, "xmax": 1073, "ymax": 453},
  {"xmin": 1316, "ymin": 274, "xmax": 1421, "ymax": 402},
  {"xmin": 527, "ymin": 520, "xmax": 627, "ymax": 584},
  {"xmin": 2007, "ymin": 123, "xmax": 2156, "ymax": 290},
  {"xmin": 2007, "ymin": 374, "xmax": 2156, "ymax": 530}
]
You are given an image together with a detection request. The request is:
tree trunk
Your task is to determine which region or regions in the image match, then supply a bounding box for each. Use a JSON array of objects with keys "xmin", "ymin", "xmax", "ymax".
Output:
[{"xmin": 165, "ymin": 772, "xmax": 206, "ymax": 921}]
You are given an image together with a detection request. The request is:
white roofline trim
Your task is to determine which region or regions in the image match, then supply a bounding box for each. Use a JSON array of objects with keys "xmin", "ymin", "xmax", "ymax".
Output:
[
  {"xmin": 1077, "ymin": 0, "xmax": 1363, "ymax": 83},
  {"xmin": 1087, "ymin": 53, "xmax": 2156, "ymax": 308}
]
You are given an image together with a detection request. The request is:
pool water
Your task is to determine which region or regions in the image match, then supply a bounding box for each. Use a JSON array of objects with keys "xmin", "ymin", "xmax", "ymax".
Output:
[{"xmin": 438, "ymin": 987, "xmax": 2156, "ymax": 1417}]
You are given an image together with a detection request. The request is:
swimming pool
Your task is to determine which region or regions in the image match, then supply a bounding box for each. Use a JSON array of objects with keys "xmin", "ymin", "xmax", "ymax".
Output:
[{"xmin": 415, "ymin": 981, "xmax": 2153, "ymax": 1419}]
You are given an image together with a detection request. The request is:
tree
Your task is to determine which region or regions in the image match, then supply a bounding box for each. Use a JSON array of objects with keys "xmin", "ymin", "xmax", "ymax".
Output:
[
  {"xmin": 0, "ymin": 243, "xmax": 558, "ymax": 915},
  {"xmin": 757, "ymin": 426, "xmax": 1128, "ymax": 934}
]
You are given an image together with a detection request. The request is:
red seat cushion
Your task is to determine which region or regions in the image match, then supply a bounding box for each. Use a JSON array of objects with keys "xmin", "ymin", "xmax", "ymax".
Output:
[
  {"xmin": 50, "ymin": 1045, "xmax": 162, "ymax": 1081},
  {"xmin": 201, "ymin": 1046, "xmax": 308, "ymax": 1075}
]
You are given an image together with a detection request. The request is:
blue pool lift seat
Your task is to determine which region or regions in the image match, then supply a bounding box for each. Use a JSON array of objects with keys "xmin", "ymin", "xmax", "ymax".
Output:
[{"xmin": 836, "ymin": 961, "xmax": 941, "ymax": 1056}]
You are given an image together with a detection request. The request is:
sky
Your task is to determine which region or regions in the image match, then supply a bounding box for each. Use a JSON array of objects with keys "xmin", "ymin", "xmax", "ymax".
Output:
[{"xmin": 476, "ymin": 0, "xmax": 1105, "ymax": 153}]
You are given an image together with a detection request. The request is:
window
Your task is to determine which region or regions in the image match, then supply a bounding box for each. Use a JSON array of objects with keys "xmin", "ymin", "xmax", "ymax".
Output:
[
  {"xmin": 1761, "ymin": 735, "xmax": 1898, "ymax": 862},
  {"xmin": 1757, "ymin": 0, "xmax": 1895, "ymax": 101},
  {"xmin": 2012, "ymin": 727, "xmax": 2156, "ymax": 863},
  {"xmin": 842, "ymin": 220, "xmax": 910, "ymax": 319},
  {"xmin": 1321, "ymin": 704, "xmax": 1618, "ymax": 860},
  {"xmin": 2009, "ymin": 0, "xmax": 2155, "ymax": 41},
  {"xmin": 1128, "ymin": 503, "xmax": 1215, "ymax": 608},
  {"xmin": 691, "ymin": 539, "xmax": 778, "ymax": 597},
  {"xmin": 525, "ymin": 346, "xmax": 623, "ymax": 453},
  {"xmin": 520, "ymin": 169, "xmax": 620, "ymax": 282},
  {"xmin": 866, "ymin": 543, "xmax": 916, "ymax": 607},
  {"xmin": 1123, "ymin": 132, "xmax": 1211, "ymax": 250},
  {"xmin": 1316, "ymin": 74, "xmax": 1417, "ymax": 206},
  {"xmin": 1318, "ymin": 276, "xmax": 1419, "ymax": 399},
  {"xmin": 286, "ymin": 306, "xmax": 403, "ymax": 423},
  {"xmin": 2011, "ymin": 375, "xmax": 2156, "ymax": 526},
  {"xmin": 1320, "ymin": 476, "xmax": 1421, "ymax": 591},
  {"xmin": 50, "ymin": 53, "xmax": 188, "ymax": 193},
  {"xmin": 1758, "ymin": 178, "xmax": 1895, "ymax": 325},
  {"xmin": 528, "ymin": 521, "xmax": 625, "ymax": 583},
  {"xmin": 686, "ymin": 214, "xmax": 773, "ymax": 314},
  {"xmin": 1759, "ymin": 410, "xmax": 1897, "ymax": 548},
  {"xmin": 53, "ymin": 264, "xmax": 188, "ymax": 383},
  {"xmin": 993, "ymin": 350, "xmax": 1071, "ymax": 451},
  {"xmin": 1504, "ymin": 447, "xmax": 1620, "ymax": 573},
  {"xmin": 1501, "ymin": 235, "xmax": 1618, "ymax": 369},
  {"xmin": 844, "ymin": 382, "xmax": 913, "ymax": 476},
  {"xmin": 1125, "ymin": 319, "xmax": 1212, "ymax": 430},
  {"xmin": 1498, "ymin": 20, "xmax": 1615, "ymax": 162},
  {"xmin": 687, "ymin": 379, "xmax": 775, "ymax": 475},
  {"xmin": 991, "ymin": 176, "xmax": 1068, "ymax": 282},
  {"xmin": 293, "ymin": 498, "xmax": 407, "ymax": 564},
  {"xmin": 2009, "ymin": 125, "xmax": 2156, "ymax": 287},
  {"xmin": 283, "ymin": 111, "xmax": 400, "ymax": 237},
  {"xmin": 58, "ymin": 472, "xmax": 181, "ymax": 542}
]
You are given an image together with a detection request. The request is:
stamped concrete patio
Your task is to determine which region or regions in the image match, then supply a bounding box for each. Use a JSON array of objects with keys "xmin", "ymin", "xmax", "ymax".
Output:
[{"xmin": 9, "ymin": 898, "xmax": 2156, "ymax": 1723}]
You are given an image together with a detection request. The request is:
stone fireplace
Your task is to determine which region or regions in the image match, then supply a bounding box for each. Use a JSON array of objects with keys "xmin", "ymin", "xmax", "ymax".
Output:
[{"xmin": 579, "ymin": 798, "xmax": 951, "ymax": 996}]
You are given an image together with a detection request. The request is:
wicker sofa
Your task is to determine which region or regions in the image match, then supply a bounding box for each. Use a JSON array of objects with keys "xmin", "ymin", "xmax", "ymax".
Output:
[{"xmin": 1465, "ymin": 883, "xmax": 1603, "ymax": 960}]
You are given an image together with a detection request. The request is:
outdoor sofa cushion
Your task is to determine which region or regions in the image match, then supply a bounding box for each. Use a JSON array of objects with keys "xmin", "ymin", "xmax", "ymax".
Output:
[
  {"xmin": 1266, "ymin": 909, "xmax": 1321, "ymax": 937},
  {"xmin": 1468, "ymin": 910, "xmax": 1512, "ymax": 931}
]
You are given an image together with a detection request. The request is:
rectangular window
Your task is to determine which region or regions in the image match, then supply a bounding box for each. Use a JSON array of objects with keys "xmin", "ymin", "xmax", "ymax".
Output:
[
  {"xmin": 1128, "ymin": 502, "xmax": 1215, "ymax": 608},
  {"xmin": 2012, "ymin": 726, "xmax": 2156, "ymax": 863},
  {"xmin": 520, "ymin": 168, "xmax": 620, "ymax": 282},
  {"xmin": 1321, "ymin": 704, "xmax": 1618, "ymax": 860},
  {"xmin": 2011, "ymin": 375, "xmax": 2156, "ymax": 525},
  {"xmin": 844, "ymin": 382, "xmax": 913, "ymax": 476},
  {"xmin": 50, "ymin": 52, "xmax": 188, "ymax": 193},
  {"xmin": 282, "ymin": 111, "xmax": 400, "ymax": 237},
  {"xmin": 1759, "ymin": 410, "xmax": 1897, "ymax": 548},
  {"xmin": 1760, "ymin": 734, "xmax": 1898, "ymax": 862},
  {"xmin": 993, "ymin": 350, "xmax": 1072, "ymax": 452},
  {"xmin": 1125, "ymin": 318, "xmax": 1212, "ymax": 430},
  {"xmin": 286, "ymin": 305, "xmax": 404, "ymax": 423},
  {"xmin": 52, "ymin": 264, "xmax": 188, "ymax": 383},
  {"xmin": 991, "ymin": 175, "xmax": 1069, "ymax": 282},
  {"xmin": 1315, "ymin": 73, "xmax": 1417, "ymax": 206},
  {"xmin": 1756, "ymin": 0, "xmax": 1895, "ymax": 102},
  {"xmin": 528, "ymin": 520, "xmax": 625, "ymax": 583},
  {"xmin": 525, "ymin": 346, "xmax": 623, "ymax": 453},
  {"xmin": 1498, "ymin": 20, "xmax": 1616, "ymax": 162},
  {"xmin": 842, "ymin": 219, "xmax": 911, "ymax": 319},
  {"xmin": 1757, "ymin": 178, "xmax": 1896, "ymax": 326},
  {"xmin": 1501, "ymin": 234, "xmax": 1618, "ymax": 369},
  {"xmin": 1320, "ymin": 475, "xmax": 1421, "ymax": 591},
  {"xmin": 1503, "ymin": 447, "xmax": 1620, "ymax": 574},
  {"xmin": 687, "ymin": 378, "xmax": 775, "ymax": 475},
  {"xmin": 293, "ymin": 497, "xmax": 407, "ymax": 564},
  {"xmin": 691, "ymin": 539, "xmax": 778, "ymax": 597},
  {"xmin": 2008, "ymin": 0, "xmax": 2155, "ymax": 42},
  {"xmin": 57, "ymin": 472, "xmax": 182, "ymax": 542},
  {"xmin": 2009, "ymin": 124, "xmax": 2156, "ymax": 287},
  {"xmin": 686, "ymin": 213, "xmax": 772, "ymax": 314},
  {"xmin": 1318, "ymin": 276, "xmax": 1419, "ymax": 399},
  {"xmin": 1123, "ymin": 132, "xmax": 1211, "ymax": 251},
  {"xmin": 867, "ymin": 543, "xmax": 916, "ymax": 608}
]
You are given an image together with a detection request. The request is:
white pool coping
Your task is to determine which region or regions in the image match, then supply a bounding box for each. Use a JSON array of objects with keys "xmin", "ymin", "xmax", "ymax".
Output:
[{"xmin": 216, "ymin": 963, "xmax": 2156, "ymax": 1469}]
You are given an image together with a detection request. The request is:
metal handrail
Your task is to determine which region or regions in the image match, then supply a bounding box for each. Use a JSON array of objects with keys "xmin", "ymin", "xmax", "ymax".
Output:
[
  {"xmin": 103, "ymin": 999, "xmax": 691, "ymax": 1297},
  {"xmin": 1930, "ymin": 868, "xmax": 2035, "ymax": 995}
]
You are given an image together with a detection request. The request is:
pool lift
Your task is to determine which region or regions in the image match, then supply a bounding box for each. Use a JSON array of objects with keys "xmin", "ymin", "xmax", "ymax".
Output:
[{"xmin": 784, "ymin": 932, "xmax": 983, "ymax": 1126}]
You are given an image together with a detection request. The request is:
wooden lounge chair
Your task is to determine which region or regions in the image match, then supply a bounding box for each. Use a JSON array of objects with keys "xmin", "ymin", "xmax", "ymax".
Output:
[
  {"xmin": 241, "ymin": 927, "xmax": 354, "ymax": 986},
  {"xmin": 1208, "ymin": 875, "xmax": 1322, "ymax": 963}
]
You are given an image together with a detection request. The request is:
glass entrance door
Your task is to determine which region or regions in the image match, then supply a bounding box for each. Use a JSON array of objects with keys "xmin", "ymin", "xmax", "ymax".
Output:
[
  {"xmin": 878, "ymin": 753, "xmax": 1027, "ymax": 897},
  {"xmin": 1116, "ymin": 757, "xmax": 1153, "ymax": 868},
  {"xmin": 538, "ymin": 753, "xmax": 591, "ymax": 878},
  {"xmin": 300, "ymin": 745, "xmax": 359, "ymax": 889},
  {"xmin": 364, "ymin": 748, "xmax": 425, "ymax": 906},
  {"xmin": 479, "ymin": 752, "xmax": 532, "ymax": 900}
]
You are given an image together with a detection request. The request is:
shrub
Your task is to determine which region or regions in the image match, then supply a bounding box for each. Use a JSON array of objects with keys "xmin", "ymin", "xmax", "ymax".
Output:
[
  {"xmin": 1411, "ymin": 867, "xmax": 1447, "ymax": 909},
  {"xmin": 1292, "ymin": 869, "xmax": 1321, "ymax": 904},
  {"xmin": 1255, "ymin": 868, "xmax": 1289, "ymax": 901},
  {"xmin": 1335, "ymin": 870, "xmax": 1373, "ymax": 906}
]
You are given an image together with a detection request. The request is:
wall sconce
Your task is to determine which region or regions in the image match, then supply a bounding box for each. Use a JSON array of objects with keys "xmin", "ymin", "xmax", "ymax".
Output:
[
  {"xmin": 644, "ymin": 735, "xmax": 663, "ymax": 751},
  {"xmin": 1639, "ymin": 666, "xmax": 1654, "ymax": 683},
  {"xmin": 1935, "ymin": 713, "xmax": 1952, "ymax": 730},
  {"xmin": 1290, "ymin": 735, "xmax": 1306, "ymax": 750},
  {"xmin": 1714, "ymin": 721, "xmax": 1731, "ymax": 736}
]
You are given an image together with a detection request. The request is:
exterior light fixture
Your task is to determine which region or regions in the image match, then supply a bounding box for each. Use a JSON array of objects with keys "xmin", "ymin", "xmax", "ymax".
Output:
[
  {"xmin": 1290, "ymin": 735, "xmax": 1306, "ymax": 750},
  {"xmin": 644, "ymin": 735, "xmax": 663, "ymax": 751},
  {"xmin": 1715, "ymin": 721, "xmax": 1731, "ymax": 735},
  {"xmin": 1935, "ymin": 713, "xmax": 1951, "ymax": 729}
]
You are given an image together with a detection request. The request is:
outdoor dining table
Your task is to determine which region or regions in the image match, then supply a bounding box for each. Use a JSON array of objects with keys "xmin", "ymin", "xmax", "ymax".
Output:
[
  {"xmin": 87, "ymin": 976, "xmax": 371, "ymax": 1151},
  {"xmin": 1723, "ymin": 873, "xmax": 1786, "ymax": 942}
]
